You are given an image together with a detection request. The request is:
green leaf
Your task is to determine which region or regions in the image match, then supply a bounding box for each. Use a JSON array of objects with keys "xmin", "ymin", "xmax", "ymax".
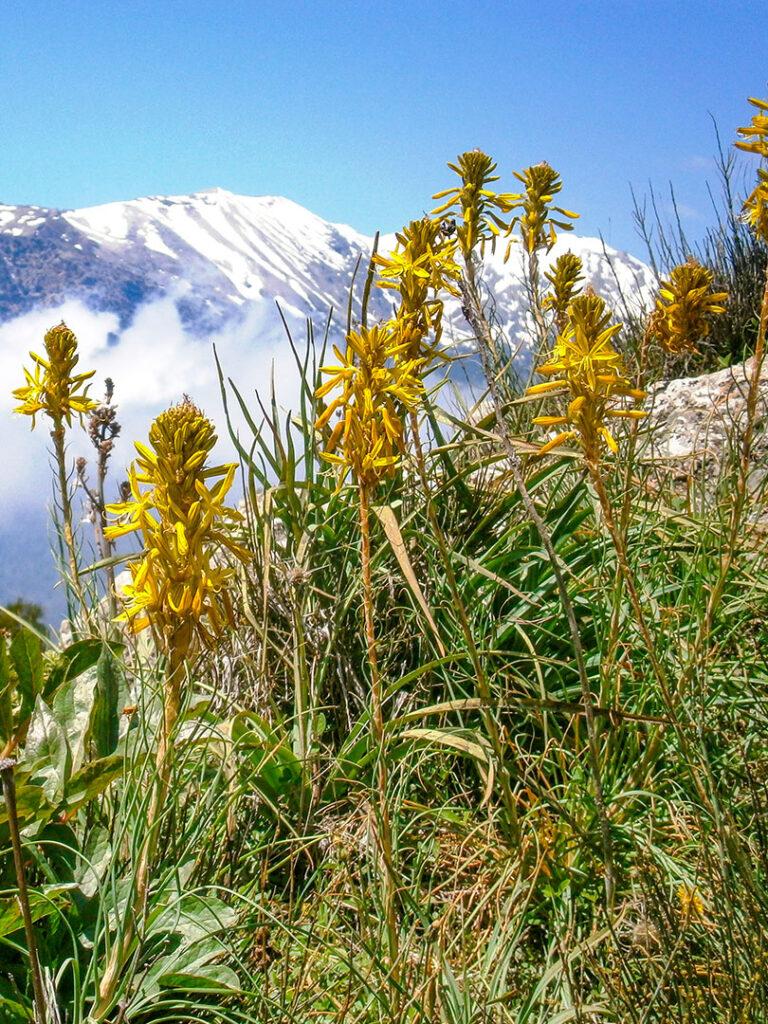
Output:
[
  {"xmin": 157, "ymin": 965, "xmax": 240, "ymax": 992},
  {"xmin": 0, "ymin": 637, "xmax": 14, "ymax": 745},
  {"xmin": 62, "ymin": 754, "xmax": 123, "ymax": 812},
  {"xmin": 0, "ymin": 978, "xmax": 30, "ymax": 1024},
  {"xmin": 10, "ymin": 629, "xmax": 43, "ymax": 719},
  {"xmin": 24, "ymin": 696, "xmax": 71, "ymax": 804},
  {"xmin": 45, "ymin": 638, "xmax": 111, "ymax": 699},
  {"xmin": 0, "ymin": 890, "xmax": 64, "ymax": 938},
  {"xmin": 89, "ymin": 646, "xmax": 124, "ymax": 758},
  {"xmin": 52, "ymin": 665, "xmax": 98, "ymax": 773}
]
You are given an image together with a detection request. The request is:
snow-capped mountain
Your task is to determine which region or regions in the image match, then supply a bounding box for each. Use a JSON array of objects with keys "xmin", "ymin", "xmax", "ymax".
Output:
[
  {"xmin": 0, "ymin": 188, "xmax": 657, "ymax": 624},
  {"xmin": 0, "ymin": 187, "xmax": 656, "ymax": 353}
]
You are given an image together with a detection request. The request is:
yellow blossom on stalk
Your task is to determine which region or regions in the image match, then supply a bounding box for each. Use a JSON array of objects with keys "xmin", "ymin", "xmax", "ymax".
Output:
[
  {"xmin": 735, "ymin": 95, "xmax": 768, "ymax": 242},
  {"xmin": 735, "ymin": 95, "xmax": 768, "ymax": 159},
  {"xmin": 542, "ymin": 252, "xmax": 585, "ymax": 332},
  {"xmin": 432, "ymin": 150, "xmax": 514, "ymax": 259},
  {"xmin": 526, "ymin": 293, "xmax": 646, "ymax": 460},
  {"xmin": 677, "ymin": 883, "xmax": 705, "ymax": 922},
  {"xmin": 648, "ymin": 258, "xmax": 727, "ymax": 355},
  {"xmin": 315, "ymin": 323, "xmax": 423, "ymax": 487},
  {"xmin": 105, "ymin": 397, "xmax": 250, "ymax": 641},
  {"xmin": 373, "ymin": 217, "xmax": 461, "ymax": 363},
  {"xmin": 13, "ymin": 322, "xmax": 98, "ymax": 428},
  {"xmin": 507, "ymin": 163, "xmax": 578, "ymax": 256}
]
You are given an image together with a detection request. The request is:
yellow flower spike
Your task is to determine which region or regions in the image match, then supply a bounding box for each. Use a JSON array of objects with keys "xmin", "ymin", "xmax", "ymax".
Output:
[
  {"xmin": 374, "ymin": 218, "xmax": 461, "ymax": 369},
  {"xmin": 543, "ymin": 252, "xmax": 585, "ymax": 332},
  {"xmin": 13, "ymin": 322, "xmax": 98, "ymax": 429},
  {"xmin": 735, "ymin": 95, "xmax": 768, "ymax": 159},
  {"xmin": 507, "ymin": 163, "xmax": 578, "ymax": 257},
  {"xmin": 735, "ymin": 94, "xmax": 768, "ymax": 242},
  {"xmin": 432, "ymin": 150, "xmax": 514, "ymax": 259},
  {"xmin": 525, "ymin": 293, "xmax": 646, "ymax": 461},
  {"xmin": 315, "ymin": 323, "xmax": 423, "ymax": 488},
  {"xmin": 648, "ymin": 258, "xmax": 728, "ymax": 354},
  {"xmin": 108, "ymin": 397, "xmax": 251, "ymax": 641}
]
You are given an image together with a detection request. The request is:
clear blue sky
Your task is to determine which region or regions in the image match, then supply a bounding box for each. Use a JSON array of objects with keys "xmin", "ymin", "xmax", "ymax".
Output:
[{"xmin": 0, "ymin": 0, "xmax": 765, "ymax": 255}]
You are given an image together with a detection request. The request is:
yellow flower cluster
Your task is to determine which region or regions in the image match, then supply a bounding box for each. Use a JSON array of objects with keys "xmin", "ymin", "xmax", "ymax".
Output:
[
  {"xmin": 432, "ymin": 150, "xmax": 513, "ymax": 258},
  {"xmin": 507, "ymin": 162, "xmax": 578, "ymax": 255},
  {"xmin": 648, "ymin": 258, "xmax": 727, "ymax": 354},
  {"xmin": 542, "ymin": 252, "xmax": 585, "ymax": 333},
  {"xmin": 735, "ymin": 95, "xmax": 768, "ymax": 243},
  {"xmin": 106, "ymin": 398, "xmax": 250, "ymax": 640},
  {"xmin": 527, "ymin": 294, "xmax": 646, "ymax": 460},
  {"xmin": 13, "ymin": 322, "xmax": 97, "ymax": 429},
  {"xmin": 315, "ymin": 324, "xmax": 423, "ymax": 487},
  {"xmin": 373, "ymin": 217, "xmax": 461, "ymax": 363}
]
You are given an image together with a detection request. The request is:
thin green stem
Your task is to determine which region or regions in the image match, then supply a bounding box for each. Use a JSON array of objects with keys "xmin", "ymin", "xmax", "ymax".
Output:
[{"xmin": 358, "ymin": 483, "xmax": 400, "ymax": 1008}]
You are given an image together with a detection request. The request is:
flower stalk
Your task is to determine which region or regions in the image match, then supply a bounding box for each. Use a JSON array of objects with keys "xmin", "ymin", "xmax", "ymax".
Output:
[
  {"xmin": 12, "ymin": 323, "xmax": 98, "ymax": 623},
  {"xmin": 93, "ymin": 397, "xmax": 250, "ymax": 1019}
]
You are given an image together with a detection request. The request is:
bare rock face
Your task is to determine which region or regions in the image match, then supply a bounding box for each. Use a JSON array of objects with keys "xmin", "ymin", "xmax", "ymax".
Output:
[{"xmin": 642, "ymin": 357, "xmax": 768, "ymax": 495}]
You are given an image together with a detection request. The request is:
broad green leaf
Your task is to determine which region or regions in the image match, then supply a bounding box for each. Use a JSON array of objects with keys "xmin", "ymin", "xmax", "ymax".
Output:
[
  {"xmin": 76, "ymin": 823, "xmax": 112, "ymax": 897},
  {"xmin": 10, "ymin": 629, "xmax": 43, "ymax": 719},
  {"xmin": 89, "ymin": 646, "xmax": 124, "ymax": 758},
  {"xmin": 52, "ymin": 666, "xmax": 98, "ymax": 773},
  {"xmin": 24, "ymin": 696, "xmax": 71, "ymax": 804},
  {"xmin": 0, "ymin": 889, "xmax": 64, "ymax": 937},
  {"xmin": 0, "ymin": 637, "xmax": 14, "ymax": 745},
  {"xmin": 45, "ymin": 637, "xmax": 111, "ymax": 698},
  {"xmin": 62, "ymin": 754, "xmax": 123, "ymax": 812},
  {"xmin": 157, "ymin": 965, "xmax": 240, "ymax": 992}
]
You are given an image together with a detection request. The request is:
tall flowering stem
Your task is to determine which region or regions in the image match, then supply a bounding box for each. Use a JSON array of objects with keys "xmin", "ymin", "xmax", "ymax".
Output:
[
  {"xmin": 315, "ymin": 322, "xmax": 424, "ymax": 996},
  {"xmin": 437, "ymin": 151, "xmax": 617, "ymax": 906},
  {"xmin": 93, "ymin": 397, "xmax": 250, "ymax": 1019},
  {"xmin": 12, "ymin": 323, "xmax": 98, "ymax": 622},
  {"xmin": 375, "ymin": 218, "xmax": 523, "ymax": 844},
  {"xmin": 507, "ymin": 163, "xmax": 578, "ymax": 348}
]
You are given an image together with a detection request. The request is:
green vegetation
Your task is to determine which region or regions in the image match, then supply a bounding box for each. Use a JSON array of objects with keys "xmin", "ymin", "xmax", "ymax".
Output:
[{"xmin": 1, "ymin": 94, "xmax": 768, "ymax": 1023}]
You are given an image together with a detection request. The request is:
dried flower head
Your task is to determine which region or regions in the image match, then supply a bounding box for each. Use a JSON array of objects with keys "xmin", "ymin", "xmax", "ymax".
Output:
[
  {"xmin": 106, "ymin": 397, "xmax": 250, "ymax": 640},
  {"xmin": 507, "ymin": 163, "xmax": 578, "ymax": 256},
  {"xmin": 648, "ymin": 258, "xmax": 727, "ymax": 354},
  {"xmin": 12, "ymin": 322, "xmax": 98, "ymax": 429},
  {"xmin": 526, "ymin": 293, "xmax": 646, "ymax": 460},
  {"xmin": 315, "ymin": 324, "xmax": 423, "ymax": 487},
  {"xmin": 542, "ymin": 252, "xmax": 585, "ymax": 332},
  {"xmin": 432, "ymin": 150, "xmax": 513, "ymax": 258}
]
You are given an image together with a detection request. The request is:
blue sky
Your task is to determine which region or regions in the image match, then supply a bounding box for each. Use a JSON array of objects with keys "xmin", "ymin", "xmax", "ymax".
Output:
[{"xmin": 0, "ymin": 0, "xmax": 765, "ymax": 256}]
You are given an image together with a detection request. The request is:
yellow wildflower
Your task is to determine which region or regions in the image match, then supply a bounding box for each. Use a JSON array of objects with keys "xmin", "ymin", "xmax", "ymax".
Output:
[
  {"xmin": 106, "ymin": 397, "xmax": 250, "ymax": 641},
  {"xmin": 526, "ymin": 293, "xmax": 646, "ymax": 460},
  {"xmin": 735, "ymin": 94, "xmax": 768, "ymax": 243},
  {"xmin": 507, "ymin": 162, "xmax": 578, "ymax": 256},
  {"xmin": 542, "ymin": 252, "xmax": 585, "ymax": 333},
  {"xmin": 432, "ymin": 150, "xmax": 513, "ymax": 259},
  {"xmin": 13, "ymin": 322, "xmax": 97, "ymax": 429},
  {"xmin": 648, "ymin": 258, "xmax": 727, "ymax": 355},
  {"xmin": 315, "ymin": 324, "xmax": 423, "ymax": 487},
  {"xmin": 677, "ymin": 883, "xmax": 705, "ymax": 922},
  {"xmin": 374, "ymin": 217, "xmax": 461, "ymax": 366}
]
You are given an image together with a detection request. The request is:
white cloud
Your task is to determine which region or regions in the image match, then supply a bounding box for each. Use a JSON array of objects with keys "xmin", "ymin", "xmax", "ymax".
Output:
[{"xmin": 0, "ymin": 294, "xmax": 321, "ymax": 524}]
